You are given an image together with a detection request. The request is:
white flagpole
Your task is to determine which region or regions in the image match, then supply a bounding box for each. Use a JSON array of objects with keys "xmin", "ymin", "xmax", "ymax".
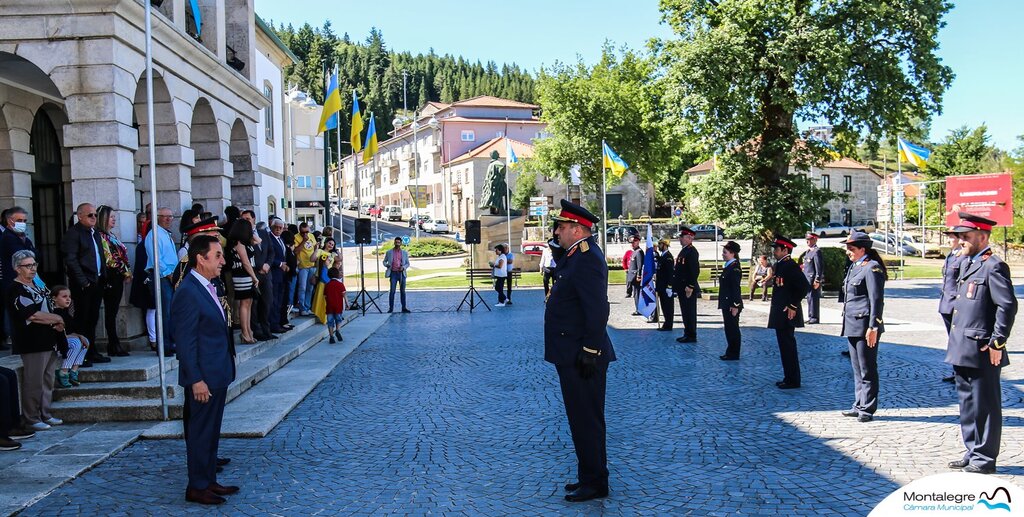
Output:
[
  {"xmin": 144, "ymin": 0, "xmax": 168, "ymax": 421},
  {"xmin": 505, "ymin": 138, "xmax": 512, "ymax": 250},
  {"xmin": 601, "ymin": 140, "xmax": 608, "ymax": 251}
]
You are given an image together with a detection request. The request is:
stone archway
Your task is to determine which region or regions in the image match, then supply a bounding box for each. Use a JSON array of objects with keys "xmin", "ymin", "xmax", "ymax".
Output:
[
  {"xmin": 132, "ymin": 70, "xmax": 186, "ymax": 226},
  {"xmin": 228, "ymin": 118, "xmax": 258, "ymax": 208},
  {"xmin": 189, "ymin": 98, "xmax": 226, "ymax": 214},
  {"xmin": 30, "ymin": 105, "xmax": 69, "ymax": 286}
]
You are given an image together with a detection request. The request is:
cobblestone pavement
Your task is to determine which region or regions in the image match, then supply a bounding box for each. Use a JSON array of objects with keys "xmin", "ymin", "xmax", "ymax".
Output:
[{"xmin": 20, "ymin": 281, "xmax": 1024, "ymax": 516}]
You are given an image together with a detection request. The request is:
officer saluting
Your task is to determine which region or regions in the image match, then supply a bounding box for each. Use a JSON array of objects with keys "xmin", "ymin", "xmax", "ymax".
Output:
[
  {"xmin": 544, "ymin": 199, "xmax": 615, "ymax": 502},
  {"xmin": 945, "ymin": 212, "xmax": 1017, "ymax": 474},
  {"xmin": 838, "ymin": 231, "xmax": 886, "ymax": 423},
  {"xmin": 768, "ymin": 235, "xmax": 810, "ymax": 389}
]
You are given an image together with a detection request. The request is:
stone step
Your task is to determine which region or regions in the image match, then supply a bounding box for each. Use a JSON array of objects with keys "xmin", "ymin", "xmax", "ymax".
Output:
[{"xmin": 49, "ymin": 315, "xmax": 347, "ymax": 422}]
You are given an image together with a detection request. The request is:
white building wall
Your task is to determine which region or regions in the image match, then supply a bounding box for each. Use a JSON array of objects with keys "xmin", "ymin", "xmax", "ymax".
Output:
[{"xmin": 253, "ymin": 45, "xmax": 284, "ymax": 221}]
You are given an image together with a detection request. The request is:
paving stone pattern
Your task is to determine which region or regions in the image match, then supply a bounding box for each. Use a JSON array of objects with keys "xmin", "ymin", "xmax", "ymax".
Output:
[{"xmin": 19, "ymin": 281, "xmax": 1024, "ymax": 516}]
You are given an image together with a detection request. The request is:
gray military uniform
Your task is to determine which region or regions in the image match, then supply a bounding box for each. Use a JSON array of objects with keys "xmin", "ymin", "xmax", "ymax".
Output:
[
  {"xmin": 840, "ymin": 256, "xmax": 885, "ymax": 416},
  {"xmin": 945, "ymin": 247, "xmax": 1017, "ymax": 470},
  {"xmin": 803, "ymin": 246, "xmax": 824, "ymax": 321}
]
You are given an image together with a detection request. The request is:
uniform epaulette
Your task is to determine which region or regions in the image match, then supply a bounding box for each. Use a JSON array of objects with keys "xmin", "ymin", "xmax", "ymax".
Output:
[
  {"xmin": 871, "ymin": 267, "xmax": 882, "ymax": 273},
  {"xmin": 580, "ymin": 241, "xmax": 590, "ymax": 253}
]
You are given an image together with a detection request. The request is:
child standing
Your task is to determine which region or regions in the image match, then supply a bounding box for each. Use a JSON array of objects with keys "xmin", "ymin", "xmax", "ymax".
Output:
[
  {"xmin": 324, "ymin": 268, "xmax": 347, "ymax": 344},
  {"xmin": 50, "ymin": 286, "xmax": 88, "ymax": 388}
]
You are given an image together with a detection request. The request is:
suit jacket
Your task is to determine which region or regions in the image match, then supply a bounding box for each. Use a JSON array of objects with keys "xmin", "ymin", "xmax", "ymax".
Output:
[
  {"xmin": 654, "ymin": 250, "xmax": 673, "ymax": 292},
  {"xmin": 382, "ymin": 248, "xmax": 410, "ymax": 278},
  {"xmin": 270, "ymin": 233, "xmax": 287, "ymax": 270},
  {"xmin": 717, "ymin": 260, "xmax": 744, "ymax": 311},
  {"xmin": 840, "ymin": 258, "xmax": 886, "ymax": 337},
  {"xmin": 938, "ymin": 248, "xmax": 967, "ymax": 315},
  {"xmin": 544, "ymin": 236, "xmax": 615, "ymax": 366},
  {"xmin": 768, "ymin": 256, "xmax": 810, "ymax": 329},
  {"xmin": 945, "ymin": 250, "xmax": 1017, "ymax": 369},
  {"xmin": 671, "ymin": 245, "xmax": 701, "ymax": 297},
  {"xmin": 172, "ymin": 273, "xmax": 236, "ymax": 389},
  {"xmin": 252, "ymin": 227, "xmax": 272, "ymax": 272},
  {"xmin": 802, "ymin": 246, "xmax": 824, "ymax": 284},
  {"xmin": 0, "ymin": 230, "xmax": 34, "ymax": 291},
  {"xmin": 626, "ymin": 247, "xmax": 644, "ymax": 284},
  {"xmin": 61, "ymin": 223, "xmax": 106, "ymax": 288}
]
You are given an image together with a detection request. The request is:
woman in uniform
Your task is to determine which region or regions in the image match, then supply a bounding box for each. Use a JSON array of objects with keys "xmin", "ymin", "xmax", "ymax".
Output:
[{"xmin": 839, "ymin": 231, "xmax": 887, "ymax": 423}]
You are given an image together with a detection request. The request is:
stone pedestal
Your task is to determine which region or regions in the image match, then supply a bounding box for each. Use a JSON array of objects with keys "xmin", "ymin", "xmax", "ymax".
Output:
[{"xmin": 472, "ymin": 214, "xmax": 525, "ymax": 268}]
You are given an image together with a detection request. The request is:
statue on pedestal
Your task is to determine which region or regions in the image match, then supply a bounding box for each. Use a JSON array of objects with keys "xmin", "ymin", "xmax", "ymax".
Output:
[{"xmin": 479, "ymin": 150, "xmax": 508, "ymax": 215}]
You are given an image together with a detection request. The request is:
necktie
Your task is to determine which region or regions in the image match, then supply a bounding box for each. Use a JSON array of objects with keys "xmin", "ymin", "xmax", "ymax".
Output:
[{"xmin": 207, "ymin": 282, "xmax": 224, "ymax": 319}]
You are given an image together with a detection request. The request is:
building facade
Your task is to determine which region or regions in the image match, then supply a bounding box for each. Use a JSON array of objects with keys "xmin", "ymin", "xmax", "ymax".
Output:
[
  {"xmin": 254, "ymin": 15, "xmax": 298, "ymax": 223},
  {"xmin": 284, "ymin": 105, "xmax": 329, "ymax": 228}
]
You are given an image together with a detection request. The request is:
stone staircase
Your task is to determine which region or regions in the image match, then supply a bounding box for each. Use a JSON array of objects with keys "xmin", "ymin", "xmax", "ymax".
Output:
[{"xmin": 1, "ymin": 315, "xmax": 341, "ymax": 423}]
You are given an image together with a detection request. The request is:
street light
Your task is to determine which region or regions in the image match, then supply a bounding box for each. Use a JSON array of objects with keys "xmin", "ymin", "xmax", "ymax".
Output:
[{"xmin": 285, "ymin": 86, "xmax": 317, "ymax": 222}]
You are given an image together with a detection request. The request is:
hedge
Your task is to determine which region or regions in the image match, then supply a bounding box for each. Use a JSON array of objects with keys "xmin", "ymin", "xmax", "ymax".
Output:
[{"xmin": 373, "ymin": 238, "xmax": 464, "ymax": 258}]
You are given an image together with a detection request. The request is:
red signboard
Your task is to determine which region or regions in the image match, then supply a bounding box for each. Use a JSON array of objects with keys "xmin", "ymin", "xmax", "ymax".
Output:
[{"xmin": 945, "ymin": 173, "xmax": 1013, "ymax": 227}]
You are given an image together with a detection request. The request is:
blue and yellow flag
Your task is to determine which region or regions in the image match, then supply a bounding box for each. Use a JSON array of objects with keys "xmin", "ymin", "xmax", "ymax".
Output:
[
  {"xmin": 505, "ymin": 138, "xmax": 519, "ymax": 166},
  {"xmin": 317, "ymin": 72, "xmax": 341, "ymax": 134},
  {"xmin": 362, "ymin": 113, "xmax": 378, "ymax": 163},
  {"xmin": 897, "ymin": 138, "xmax": 930, "ymax": 169},
  {"xmin": 350, "ymin": 90, "xmax": 363, "ymax": 154},
  {"xmin": 602, "ymin": 141, "xmax": 628, "ymax": 178}
]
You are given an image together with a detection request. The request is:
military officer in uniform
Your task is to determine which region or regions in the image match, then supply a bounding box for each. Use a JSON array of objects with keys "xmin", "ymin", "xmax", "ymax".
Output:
[
  {"xmin": 718, "ymin": 241, "xmax": 743, "ymax": 360},
  {"xmin": 838, "ymin": 231, "xmax": 886, "ymax": 422},
  {"xmin": 655, "ymin": 239, "xmax": 675, "ymax": 331},
  {"xmin": 938, "ymin": 227, "xmax": 967, "ymax": 383},
  {"xmin": 945, "ymin": 212, "xmax": 1017, "ymax": 474},
  {"xmin": 802, "ymin": 232, "xmax": 824, "ymax": 324},
  {"xmin": 672, "ymin": 227, "xmax": 701, "ymax": 343},
  {"xmin": 544, "ymin": 200, "xmax": 615, "ymax": 501},
  {"xmin": 768, "ymin": 235, "xmax": 810, "ymax": 389}
]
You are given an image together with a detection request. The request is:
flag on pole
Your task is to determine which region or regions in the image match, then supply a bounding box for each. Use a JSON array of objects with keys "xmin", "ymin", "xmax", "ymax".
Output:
[
  {"xmin": 569, "ymin": 165, "xmax": 581, "ymax": 186},
  {"xmin": 350, "ymin": 90, "xmax": 364, "ymax": 154},
  {"xmin": 505, "ymin": 138, "xmax": 519, "ymax": 166},
  {"xmin": 637, "ymin": 225, "xmax": 657, "ymax": 318},
  {"xmin": 188, "ymin": 0, "xmax": 202, "ymax": 33},
  {"xmin": 602, "ymin": 141, "xmax": 628, "ymax": 178},
  {"xmin": 362, "ymin": 113, "xmax": 378, "ymax": 163},
  {"xmin": 897, "ymin": 138, "xmax": 930, "ymax": 169},
  {"xmin": 317, "ymin": 71, "xmax": 341, "ymax": 134}
]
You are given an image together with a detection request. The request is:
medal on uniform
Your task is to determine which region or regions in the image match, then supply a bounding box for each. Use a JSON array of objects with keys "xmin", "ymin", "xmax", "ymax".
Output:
[{"xmin": 966, "ymin": 281, "xmax": 976, "ymax": 299}]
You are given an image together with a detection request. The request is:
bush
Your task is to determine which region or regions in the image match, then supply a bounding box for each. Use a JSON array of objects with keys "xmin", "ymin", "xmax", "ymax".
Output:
[
  {"xmin": 373, "ymin": 238, "xmax": 464, "ymax": 258},
  {"xmin": 799, "ymin": 247, "xmax": 848, "ymax": 290}
]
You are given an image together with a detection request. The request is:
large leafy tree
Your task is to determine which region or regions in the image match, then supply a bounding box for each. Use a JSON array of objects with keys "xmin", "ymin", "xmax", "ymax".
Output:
[
  {"xmin": 927, "ymin": 125, "xmax": 1004, "ymax": 178},
  {"xmin": 657, "ymin": 0, "xmax": 954, "ymax": 244}
]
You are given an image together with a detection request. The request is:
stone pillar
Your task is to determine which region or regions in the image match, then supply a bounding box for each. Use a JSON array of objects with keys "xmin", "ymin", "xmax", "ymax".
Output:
[{"xmin": 135, "ymin": 143, "xmax": 195, "ymax": 223}]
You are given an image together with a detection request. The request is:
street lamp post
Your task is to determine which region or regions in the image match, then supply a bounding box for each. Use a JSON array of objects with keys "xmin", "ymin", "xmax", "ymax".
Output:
[{"xmin": 412, "ymin": 115, "xmax": 420, "ymax": 240}]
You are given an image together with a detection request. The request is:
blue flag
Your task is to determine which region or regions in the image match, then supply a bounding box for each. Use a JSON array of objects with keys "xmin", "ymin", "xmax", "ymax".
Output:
[{"xmin": 637, "ymin": 225, "xmax": 657, "ymax": 318}]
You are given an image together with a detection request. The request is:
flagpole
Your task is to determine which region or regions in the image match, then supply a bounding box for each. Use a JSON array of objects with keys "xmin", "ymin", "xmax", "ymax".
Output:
[
  {"xmin": 505, "ymin": 139, "xmax": 512, "ymax": 251},
  {"xmin": 601, "ymin": 140, "xmax": 608, "ymax": 251}
]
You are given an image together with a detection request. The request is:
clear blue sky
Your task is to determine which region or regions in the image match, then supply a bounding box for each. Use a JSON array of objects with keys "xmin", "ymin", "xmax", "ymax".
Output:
[{"xmin": 256, "ymin": 0, "xmax": 1022, "ymax": 151}]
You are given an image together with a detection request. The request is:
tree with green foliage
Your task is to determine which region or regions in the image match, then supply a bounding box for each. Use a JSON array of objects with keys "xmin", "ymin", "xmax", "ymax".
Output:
[
  {"xmin": 531, "ymin": 44, "xmax": 684, "ymax": 205},
  {"xmin": 509, "ymin": 161, "xmax": 541, "ymax": 210},
  {"xmin": 656, "ymin": 0, "xmax": 954, "ymax": 247},
  {"xmin": 926, "ymin": 125, "xmax": 1004, "ymax": 178},
  {"xmin": 1004, "ymin": 136, "xmax": 1024, "ymax": 243}
]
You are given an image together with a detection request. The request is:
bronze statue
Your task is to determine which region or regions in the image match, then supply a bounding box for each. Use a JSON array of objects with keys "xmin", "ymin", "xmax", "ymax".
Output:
[{"xmin": 479, "ymin": 150, "xmax": 508, "ymax": 215}]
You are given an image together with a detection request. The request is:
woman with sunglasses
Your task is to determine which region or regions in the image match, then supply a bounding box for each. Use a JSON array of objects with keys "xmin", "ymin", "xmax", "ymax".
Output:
[{"xmin": 96, "ymin": 206, "xmax": 132, "ymax": 356}]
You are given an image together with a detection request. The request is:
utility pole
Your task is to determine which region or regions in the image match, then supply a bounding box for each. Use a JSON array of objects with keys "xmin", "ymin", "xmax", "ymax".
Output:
[{"xmin": 402, "ymin": 69, "xmax": 408, "ymax": 115}]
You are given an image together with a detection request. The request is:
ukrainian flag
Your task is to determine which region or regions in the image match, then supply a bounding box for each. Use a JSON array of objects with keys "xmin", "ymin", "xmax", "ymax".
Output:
[
  {"xmin": 602, "ymin": 141, "xmax": 628, "ymax": 177},
  {"xmin": 317, "ymin": 72, "xmax": 342, "ymax": 134},
  {"xmin": 350, "ymin": 90, "xmax": 363, "ymax": 154},
  {"xmin": 505, "ymin": 138, "xmax": 518, "ymax": 166},
  {"xmin": 897, "ymin": 137, "xmax": 930, "ymax": 169},
  {"xmin": 362, "ymin": 113, "xmax": 378, "ymax": 163}
]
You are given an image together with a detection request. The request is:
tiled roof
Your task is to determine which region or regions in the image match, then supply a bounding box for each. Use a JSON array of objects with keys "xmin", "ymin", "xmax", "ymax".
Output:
[
  {"xmin": 448, "ymin": 137, "xmax": 535, "ymax": 165},
  {"xmin": 451, "ymin": 95, "xmax": 539, "ymax": 109},
  {"xmin": 440, "ymin": 116, "xmax": 544, "ymax": 124}
]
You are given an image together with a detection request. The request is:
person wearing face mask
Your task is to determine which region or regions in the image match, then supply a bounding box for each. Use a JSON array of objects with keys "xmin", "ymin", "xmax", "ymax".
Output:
[{"xmin": 0, "ymin": 207, "xmax": 35, "ymax": 351}]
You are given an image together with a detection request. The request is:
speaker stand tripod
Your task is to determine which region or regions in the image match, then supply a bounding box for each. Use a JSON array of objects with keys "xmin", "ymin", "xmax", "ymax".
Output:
[
  {"xmin": 353, "ymin": 244, "xmax": 381, "ymax": 315},
  {"xmin": 457, "ymin": 244, "xmax": 490, "ymax": 312}
]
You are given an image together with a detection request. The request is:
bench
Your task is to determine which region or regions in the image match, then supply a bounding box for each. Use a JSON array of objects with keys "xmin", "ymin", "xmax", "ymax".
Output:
[
  {"xmin": 704, "ymin": 263, "xmax": 751, "ymax": 287},
  {"xmin": 465, "ymin": 268, "xmax": 523, "ymax": 286}
]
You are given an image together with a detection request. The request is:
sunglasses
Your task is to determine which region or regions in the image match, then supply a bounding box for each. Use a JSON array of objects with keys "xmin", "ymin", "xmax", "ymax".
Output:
[{"xmin": 86, "ymin": 213, "xmax": 97, "ymax": 218}]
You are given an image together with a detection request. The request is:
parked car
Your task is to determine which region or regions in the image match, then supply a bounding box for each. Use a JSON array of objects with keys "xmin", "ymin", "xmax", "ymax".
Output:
[
  {"xmin": 868, "ymin": 232, "xmax": 920, "ymax": 256},
  {"xmin": 815, "ymin": 222, "xmax": 851, "ymax": 238},
  {"xmin": 853, "ymin": 219, "xmax": 877, "ymax": 233},
  {"xmin": 901, "ymin": 233, "xmax": 943, "ymax": 258},
  {"xmin": 384, "ymin": 205, "xmax": 403, "ymax": 221},
  {"xmin": 423, "ymin": 219, "xmax": 449, "ymax": 234},
  {"xmin": 521, "ymin": 241, "xmax": 546, "ymax": 256},
  {"xmin": 605, "ymin": 225, "xmax": 640, "ymax": 242},
  {"xmin": 690, "ymin": 224, "xmax": 726, "ymax": 240},
  {"xmin": 409, "ymin": 214, "xmax": 431, "ymax": 230},
  {"xmin": 341, "ymin": 199, "xmax": 357, "ymax": 210}
]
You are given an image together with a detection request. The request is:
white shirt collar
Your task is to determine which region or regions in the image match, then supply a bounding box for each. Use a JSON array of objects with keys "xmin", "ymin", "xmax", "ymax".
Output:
[{"xmin": 190, "ymin": 269, "xmax": 213, "ymax": 288}]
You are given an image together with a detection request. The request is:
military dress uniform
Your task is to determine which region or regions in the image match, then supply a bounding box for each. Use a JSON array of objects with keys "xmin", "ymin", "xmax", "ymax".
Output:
[
  {"xmin": 938, "ymin": 230, "xmax": 967, "ymax": 383},
  {"xmin": 673, "ymin": 228, "xmax": 701, "ymax": 343},
  {"xmin": 945, "ymin": 213, "xmax": 1017, "ymax": 473},
  {"xmin": 768, "ymin": 236, "xmax": 810, "ymax": 388},
  {"xmin": 655, "ymin": 243, "xmax": 675, "ymax": 331},
  {"xmin": 718, "ymin": 241, "xmax": 743, "ymax": 360},
  {"xmin": 802, "ymin": 236, "xmax": 824, "ymax": 324},
  {"xmin": 839, "ymin": 232, "xmax": 885, "ymax": 421},
  {"xmin": 544, "ymin": 200, "xmax": 615, "ymax": 502}
]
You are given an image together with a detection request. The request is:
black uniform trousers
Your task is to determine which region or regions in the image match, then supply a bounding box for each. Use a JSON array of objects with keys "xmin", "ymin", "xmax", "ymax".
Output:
[
  {"xmin": 254, "ymin": 272, "xmax": 273, "ymax": 337},
  {"xmin": 806, "ymin": 286, "xmax": 820, "ymax": 321},
  {"xmin": 847, "ymin": 337, "xmax": 878, "ymax": 415},
  {"xmin": 0, "ymin": 367, "xmax": 20, "ymax": 437},
  {"xmin": 556, "ymin": 363, "xmax": 609, "ymax": 488},
  {"xmin": 954, "ymin": 365, "xmax": 1002, "ymax": 469},
  {"xmin": 775, "ymin": 327, "xmax": 801, "ymax": 385},
  {"xmin": 658, "ymin": 291, "xmax": 674, "ymax": 329},
  {"xmin": 680, "ymin": 293, "xmax": 697, "ymax": 339},
  {"xmin": 71, "ymin": 282, "xmax": 104, "ymax": 360},
  {"xmin": 722, "ymin": 308, "xmax": 741, "ymax": 358},
  {"xmin": 183, "ymin": 386, "xmax": 227, "ymax": 491},
  {"xmin": 542, "ymin": 269, "xmax": 554, "ymax": 297}
]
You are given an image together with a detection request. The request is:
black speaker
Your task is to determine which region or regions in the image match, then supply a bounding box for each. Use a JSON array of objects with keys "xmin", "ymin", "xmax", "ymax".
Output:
[
  {"xmin": 354, "ymin": 218, "xmax": 372, "ymax": 244},
  {"xmin": 465, "ymin": 220, "xmax": 481, "ymax": 244}
]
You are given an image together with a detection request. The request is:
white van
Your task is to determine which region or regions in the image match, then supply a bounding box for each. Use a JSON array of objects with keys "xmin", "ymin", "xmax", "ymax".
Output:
[{"xmin": 384, "ymin": 205, "xmax": 403, "ymax": 221}]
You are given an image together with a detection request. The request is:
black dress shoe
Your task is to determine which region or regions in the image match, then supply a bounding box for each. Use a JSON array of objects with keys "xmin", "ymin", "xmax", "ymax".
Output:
[
  {"xmin": 80, "ymin": 361, "xmax": 93, "ymax": 368},
  {"xmin": 841, "ymin": 410, "xmax": 859, "ymax": 417},
  {"xmin": 657, "ymin": 327, "xmax": 672, "ymax": 331},
  {"xmin": 217, "ymin": 457, "xmax": 230, "ymax": 466},
  {"xmin": 564, "ymin": 481, "xmax": 581, "ymax": 492},
  {"xmin": 631, "ymin": 312, "xmax": 641, "ymax": 316},
  {"xmin": 806, "ymin": 319, "xmax": 819, "ymax": 324},
  {"xmin": 401, "ymin": 308, "xmax": 411, "ymax": 313},
  {"xmin": 208, "ymin": 483, "xmax": 240, "ymax": 496},
  {"xmin": 962, "ymin": 464, "xmax": 996, "ymax": 474},
  {"xmin": 271, "ymin": 328, "xmax": 288, "ymax": 334},
  {"xmin": 676, "ymin": 337, "xmax": 697, "ymax": 343},
  {"xmin": 942, "ymin": 375, "xmax": 956, "ymax": 383},
  {"xmin": 857, "ymin": 414, "xmax": 873, "ymax": 422},
  {"xmin": 185, "ymin": 487, "xmax": 225, "ymax": 505},
  {"xmin": 948, "ymin": 459, "xmax": 969, "ymax": 469},
  {"xmin": 565, "ymin": 485, "xmax": 608, "ymax": 502},
  {"xmin": 719, "ymin": 355, "xmax": 739, "ymax": 361},
  {"xmin": 776, "ymin": 382, "xmax": 801, "ymax": 389}
]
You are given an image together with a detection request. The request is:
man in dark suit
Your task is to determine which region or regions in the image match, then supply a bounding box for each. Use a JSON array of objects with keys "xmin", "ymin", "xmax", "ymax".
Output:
[
  {"xmin": 938, "ymin": 227, "xmax": 966, "ymax": 383},
  {"xmin": 768, "ymin": 235, "xmax": 810, "ymax": 389},
  {"xmin": 60, "ymin": 203, "xmax": 110, "ymax": 364},
  {"xmin": 267, "ymin": 219, "xmax": 289, "ymax": 333},
  {"xmin": 545, "ymin": 200, "xmax": 615, "ymax": 503},
  {"xmin": 244, "ymin": 211, "xmax": 275, "ymax": 341},
  {"xmin": 172, "ymin": 234, "xmax": 239, "ymax": 504},
  {"xmin": 625, "ymin": 236, "xmax": 643, "ymax": 316},
  {"xmin": 945, "ymin": 212, "xmax": 1017, "ymax": 474},
  {"xmin": 802, "ymin": 232, "xmax": 824, "ymax": 324},
  {"xmin": 654, "ymin": 239, "xmax": 674, "ymax": 331},
  {"xmin": 672, "ymin": 227, "xmax": 701, "ymax": 343},
  {"xmin": 718, "ymin": 241, "xmax": 744, "ymax": 360}
]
